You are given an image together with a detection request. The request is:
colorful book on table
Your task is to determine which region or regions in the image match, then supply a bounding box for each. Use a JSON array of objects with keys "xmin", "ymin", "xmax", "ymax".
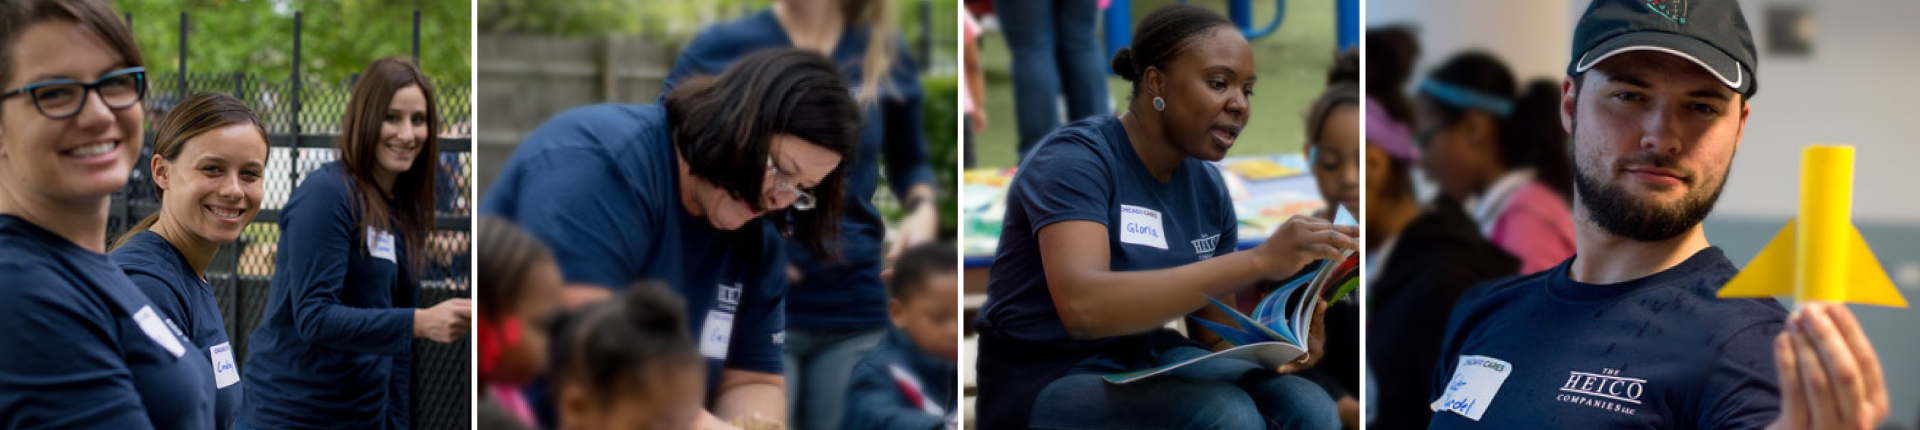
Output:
[{"xmin": 1104, "ymin": 208, "xmax": 1359, "ymax": 384}]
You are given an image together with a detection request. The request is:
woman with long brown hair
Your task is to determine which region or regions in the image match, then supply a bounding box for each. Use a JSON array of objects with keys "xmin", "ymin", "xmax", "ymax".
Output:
[
  {"xmin": 110, "ymin": 92, "xmax": 270, "ymax": 430},
  {"xmin": 238, "ymin": 56, "xmax": 471, "ymax": 430},
  {"xmin": 0, "ymin": 0, "xmax": 215, "ymax": 428}
]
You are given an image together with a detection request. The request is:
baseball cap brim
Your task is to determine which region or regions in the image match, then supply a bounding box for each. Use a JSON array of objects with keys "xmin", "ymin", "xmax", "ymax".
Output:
[{"xmin": 1572, "ymin": 31, "xmax": 1752, "ymax": 96}]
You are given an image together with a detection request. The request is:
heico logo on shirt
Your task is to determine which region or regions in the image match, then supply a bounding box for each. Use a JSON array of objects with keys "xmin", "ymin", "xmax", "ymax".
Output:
[
  {"xmin": 1119, "ymin": 204, "xmax": 1168, "ymax": 250},
  {"xmin": 1555, "ymin": 368, "xmax": 1646, "ymax": 416},
  {"xmin": 700, "ymin": 283, "xmax": 744, "ymax": 360},
  {"xmin": 1192, "ymin": 233, "xmax": 1221, "ymax": 260}
]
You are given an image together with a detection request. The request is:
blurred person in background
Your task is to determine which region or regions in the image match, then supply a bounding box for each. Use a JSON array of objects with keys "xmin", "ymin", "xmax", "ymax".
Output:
[
  {"xmin": 546, "ymin": 282, "xmax": 708, "ymax": 430},
  {"xmin": 1415, "ymin": 51, "xmax": 1576, "ymax": 274},
  {"xmin": 994, "ymin": 0, "xmax": 1110, "ymax": 161},
  {"xmin": 1299, "ymin": 48, "xmax": 1362, "ymax": 429},
  {"xmin": 475, "ymin": 216, "xmax": 564, "ymax": 430},
  {"xmin": 661, "ymin": 2, "xmax": 939, "ymax": 427},
  {"xmin": 1359, "ymin": 28, "xmax": 1520, "ymax": 430},
  {"xmin": 839, "ymin": 242, "xmax": 959, "ymax": 430}
]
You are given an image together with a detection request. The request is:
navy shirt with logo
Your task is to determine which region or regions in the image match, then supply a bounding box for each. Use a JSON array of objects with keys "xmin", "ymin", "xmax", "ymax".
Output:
[
  {"xmin": 113, "ymin": 230, "xmax": 245, "ymax": 430},
  {"xmin": 663, "ymin": 8, "xmax": 931, "ymax": 331},
  {"xmin": 978, "ymin": 114, "xmax": 1238, "ymax": 345},
  {"xmin": 0, "ymin": 215, "xmax": 214, "ymax": 430},
  {"xmin": 1428, "ymin": 247, "xmax": 1786, "ymax": 430},
  {"xmin": 242, "ymin": 161, "xmax": 419, "ymax": 430},
  {"xmin": 483, "ymin": 103, "xmax": 788, "ymax": 395}
]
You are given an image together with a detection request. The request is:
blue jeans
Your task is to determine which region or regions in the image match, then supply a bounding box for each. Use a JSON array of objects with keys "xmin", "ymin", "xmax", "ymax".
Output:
[
  {"xmin": 784, "ymin": 327, "xmax": 887, "ymax": 430},
  {"xmin": 1029, "ymin": 346, "xmax": 1342, "ymax": 430},
  {"xmin": 992, "ymin": 0, "xmax": 1111, "ymax": 161}
]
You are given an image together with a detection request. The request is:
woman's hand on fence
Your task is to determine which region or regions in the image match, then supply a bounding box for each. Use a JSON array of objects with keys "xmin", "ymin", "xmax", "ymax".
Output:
[{"xmin": 415, "ymin": 298, "xmax": 473, "ymax": 343}]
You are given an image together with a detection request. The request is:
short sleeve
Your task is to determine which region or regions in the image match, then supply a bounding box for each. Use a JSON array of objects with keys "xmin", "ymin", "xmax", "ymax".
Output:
[
  {"xmin": 1009, "ymin": 136, "xmax": 1113, "ymax": 232},
  {"xmin": 1694, "ymin": 322, "xmax": 1783, "ymax": 430},
  {"xmin": 122, "ymin": 266, "xmax": 192, "ymax": 334},
  {"xmin": 723, "ymin": 224, "xmax": 787, "ymax": 375},
  {"xmin": 0, "ymin": 264, "xmax": 154, "ymax": 429}
]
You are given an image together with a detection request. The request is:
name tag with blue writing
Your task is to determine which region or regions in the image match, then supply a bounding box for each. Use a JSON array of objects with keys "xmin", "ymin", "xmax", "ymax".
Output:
[{"xmin": 1118, "ymin": 204, "xmax": 1168, "ymax": 250}]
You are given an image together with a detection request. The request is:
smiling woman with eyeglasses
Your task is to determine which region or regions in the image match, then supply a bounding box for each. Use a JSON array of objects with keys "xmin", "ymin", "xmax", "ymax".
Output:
[
  {"xmin": 483, "ymin": 48, "xmax": 858, "ymax": 429},
  {"xmin": 0, "ymin": 0, "xmax": 218, "ymax": 429}
]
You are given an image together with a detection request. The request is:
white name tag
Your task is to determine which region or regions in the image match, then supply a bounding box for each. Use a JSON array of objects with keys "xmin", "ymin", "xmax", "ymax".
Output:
[
  {"xmin": 210, "ymin": 342, "xmax": 239, "ymax": 388},
  {"xmin": 367, "ymin": 227, "xmax": 397, "ymax": 263},
  {"xmin": 698, "ymin": 310, "xmax": 734, "ymax": 360},
  {"xmin": 1432, "ymin": 355, "xmax": 1513, "ymax": 421},
  {"xmin": 1118, "ymin": 204, "xmax": 1169, "ymax": 250},
  {"xmin": 132, "ymin": 305, "xmax": 186, "ymax": 358}
]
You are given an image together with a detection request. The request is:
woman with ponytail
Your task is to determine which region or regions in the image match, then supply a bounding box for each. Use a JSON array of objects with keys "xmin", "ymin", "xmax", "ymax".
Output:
[
  {"xmin": 1416, "ymin": 52, "xmax": 1576, "ymax": 273},
  {"xmin": 974, "ymin": 5, "xmax": 1349, "ymax": 429},
  {"xmin": 110, "ymin": 92, "xmax": 269, "ymax": 430}
]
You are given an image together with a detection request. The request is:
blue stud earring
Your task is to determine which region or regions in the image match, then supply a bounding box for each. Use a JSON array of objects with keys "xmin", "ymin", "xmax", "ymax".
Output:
[{"xmin": 1152, "ymin": 97, "xmax": 1165, "ymax": 111}]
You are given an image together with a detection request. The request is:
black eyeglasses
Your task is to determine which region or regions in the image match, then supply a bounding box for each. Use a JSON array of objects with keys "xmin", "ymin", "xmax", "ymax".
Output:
[{"xmin": 0, "ymin": 67, "xmax": 146, "ymax": 119}]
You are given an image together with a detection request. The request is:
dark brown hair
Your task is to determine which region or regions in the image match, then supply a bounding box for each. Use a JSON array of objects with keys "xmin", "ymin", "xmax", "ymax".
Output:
[
  {"xmin": 337, "ymin": 56, "xmax": 439, "ymax": 275},
  {"xmin": 1425, "ymin": 52, "xmax": 1572, "ymax": 202},
  {"xmin": 548, "ymin": 281, "xmax": 702, "ymax": 405},
  {"xmin": 111, "ymin": 92, "xmax": 267, "ymax": 250},
  {"xmin": 1109, "ymin": 4, "xmax": 1233, "ymax": 97},
  {"xmin": 0, "ymin": 0, "xmax": 143, "ymax": 115},
  {"xmin": 663, "ymin": 49, "xmax": 859, "ymax": 259},
  {"xmin": 887, "ymin": 241, "xmax": 955, "ymax": 302},
  {"xmin": 476, "ymin": 216, "xmax": 552, "ymax": 319},
  {"xmin": 1306, "ymin": 49, "xmax": 1360, "ymax": 149}
]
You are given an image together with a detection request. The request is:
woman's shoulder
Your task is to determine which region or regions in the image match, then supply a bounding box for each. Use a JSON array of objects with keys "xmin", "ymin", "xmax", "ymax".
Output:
[
  {"xmin": 108, "ymin": 231, "xmax": 176, "ymax": 273},
  {"xmin": 1028, "ymin": 116, "xmax": 1123, "ymax": 162}
]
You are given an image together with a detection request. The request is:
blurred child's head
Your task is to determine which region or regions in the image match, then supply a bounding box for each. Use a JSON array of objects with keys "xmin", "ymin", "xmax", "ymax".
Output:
[
  {"xmin": 1307, "ymin": 48, "xmax": 1362, "ymax": 216},
  {"xmin": 477, "ymin": 216, "xmax": 563, "ymax": 388},
  {"xmin": 550, "ymin": 281, "xmax": 705, "ymax": 430},
  {"xmin": 888, "ymin": 242, "xmax": 958, "ymax": 362}
]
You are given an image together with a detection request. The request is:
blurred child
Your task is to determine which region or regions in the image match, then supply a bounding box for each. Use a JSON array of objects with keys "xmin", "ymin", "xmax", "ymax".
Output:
[
  {"xmin": 549, "ymin": 282, "xmax": 707, "ymax": 430},
  {"xmin": 477, "ymin": 217, "xmax": 564, "ymax": 428},
  {"xmin": 840, "ymin": 243, "xmax": 958, "ymax": 430}
]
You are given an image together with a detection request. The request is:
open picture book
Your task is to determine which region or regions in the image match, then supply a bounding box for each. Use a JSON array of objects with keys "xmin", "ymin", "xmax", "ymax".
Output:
[{"xmin": 1104, "ymin": 209, "xmax": 1360, "ymax": 384}]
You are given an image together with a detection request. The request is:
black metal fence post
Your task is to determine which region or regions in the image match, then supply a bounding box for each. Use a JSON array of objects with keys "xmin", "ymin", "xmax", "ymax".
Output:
[
  {"xmin": 290, "ymin": 11, "xmax": 302, "ymax": 185},
  {"xmin": 413, "ymin": 10, "xmax": 422, "ymax": 63},
  {"xmin": 177, "ymin": 12, "xmax": 188, "ymax": 100}
]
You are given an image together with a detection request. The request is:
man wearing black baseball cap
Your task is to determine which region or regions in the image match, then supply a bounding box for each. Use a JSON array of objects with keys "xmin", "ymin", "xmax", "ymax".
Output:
[{"xmin": 1424, "ymin": 1, "xmax": 1889, "ymax": 429}]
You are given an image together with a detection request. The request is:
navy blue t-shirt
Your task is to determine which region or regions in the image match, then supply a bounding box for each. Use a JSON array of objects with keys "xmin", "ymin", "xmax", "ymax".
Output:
[
  {"xmin": 0, "ymin": 215, "xmax": 214, "ymax": 429},
  {"xmin": 663, "ymin": 8, "xmax": 931, "ymax": 330},
  {"xmin": 977, "ymin": 114, "xmax": 1239, "ymax": 345},
  {"xmin": 113, "ymin": 230, "xmax": 244, "ymax": 430},
  {"xmin": 1428, "ymin": 247, "xmax": 1786, "ymax": 430},
  {"xmin": 841, "ymin": 328, "xmax": 957, "ymax": 430},
  {"xmin": 243, "ymin": 162, "xmax": 419, "ymax": 430},
  {"xmin": 482, "ymin": 103, "xmax": 788, "ymax": 394}
]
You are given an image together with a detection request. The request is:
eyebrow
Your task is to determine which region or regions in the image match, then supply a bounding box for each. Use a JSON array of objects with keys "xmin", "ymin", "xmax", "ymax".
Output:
[
  {"xmin": 1605, "ymin": 72, "xmax": 1731, "ymax": 101},
  {"xmin": 195, "ymin": 154, "xmax": 267, "ymax": 168},
  {"xmin": 26, "ymin": 63, "xmax": 130, "ymax": 84}
]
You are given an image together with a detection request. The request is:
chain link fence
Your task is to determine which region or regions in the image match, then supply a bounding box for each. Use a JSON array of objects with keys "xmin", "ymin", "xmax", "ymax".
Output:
[{"xmin": 109, "ymin": 69, "xmax": 473, "ymax": 430}]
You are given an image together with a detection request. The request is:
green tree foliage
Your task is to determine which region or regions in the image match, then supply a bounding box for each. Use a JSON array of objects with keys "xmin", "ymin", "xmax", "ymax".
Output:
[{"xmin": 118, "ymin": 0, "xmax": 472, "ymax": 83}]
